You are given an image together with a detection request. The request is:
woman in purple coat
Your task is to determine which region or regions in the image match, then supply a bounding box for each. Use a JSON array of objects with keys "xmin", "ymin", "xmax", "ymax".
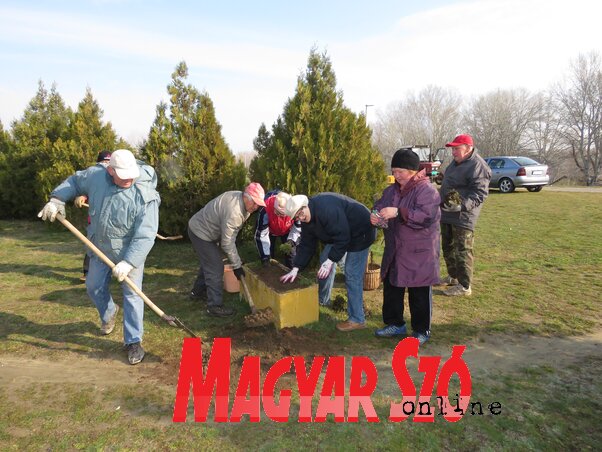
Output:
[{"xmin": 371, "ymin": 148, "xmax": 441, "ymax": 345}]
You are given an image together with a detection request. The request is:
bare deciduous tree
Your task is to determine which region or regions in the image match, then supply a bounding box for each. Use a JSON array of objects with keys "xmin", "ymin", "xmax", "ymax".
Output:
[
  {"xmin": 524, "ymin": 92, "xmax": 566, "ymax": 180},
  {"xmin": 372, "ymin": 85, "xmax": 462, "ymax": 163},
  {"xmin": 555, "ymin": 51, "xmax": 602, "ymax": 185},
  {"xmin": 463, "ymin": 88, "xmax": 541, "ymax": 157}
]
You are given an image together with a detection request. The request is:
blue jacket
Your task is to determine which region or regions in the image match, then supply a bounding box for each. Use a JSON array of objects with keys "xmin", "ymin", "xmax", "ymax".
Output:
[
  {"xmin": 51, "ymin": 162, "xmax": 160, "ymax": 268},
  {"xmin": 293, "ymin": 193, "xmax": 376, "ymax": 270}
]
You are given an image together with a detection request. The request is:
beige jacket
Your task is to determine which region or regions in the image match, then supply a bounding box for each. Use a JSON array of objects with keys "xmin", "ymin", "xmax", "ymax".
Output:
[{"xmin": 188, "ymin": 191, "xmax": 250, "ymax": 268}]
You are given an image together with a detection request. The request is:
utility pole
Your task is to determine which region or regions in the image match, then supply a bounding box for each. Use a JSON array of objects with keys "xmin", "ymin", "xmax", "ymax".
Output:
[{"xmin": 364, "ymin": 104, "xmax": 374, "ymax": 117}]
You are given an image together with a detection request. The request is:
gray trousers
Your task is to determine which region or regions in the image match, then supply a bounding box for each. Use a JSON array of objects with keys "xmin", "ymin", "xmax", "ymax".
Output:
[{"xmin": 188, "ymin": 226, "xmax": 225, "ymax": 307}]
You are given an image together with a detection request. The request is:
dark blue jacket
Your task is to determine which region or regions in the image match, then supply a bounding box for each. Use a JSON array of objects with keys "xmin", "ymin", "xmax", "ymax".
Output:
[{"xmin": 293, "ymin": 193, "xmax": 376, "ymax": 270}]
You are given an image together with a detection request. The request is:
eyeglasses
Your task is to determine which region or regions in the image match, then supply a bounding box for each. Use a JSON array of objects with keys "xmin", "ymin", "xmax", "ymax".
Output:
[{"xmin": 294, "ymin": 207, "xmax": 307, "ymax": 221}]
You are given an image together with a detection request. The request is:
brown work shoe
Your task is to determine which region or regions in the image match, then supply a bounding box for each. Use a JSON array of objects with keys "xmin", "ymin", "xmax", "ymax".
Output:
[
  {"xmin": 336, "ymin": 320, "xmax": 367, "ymax": 332},
  {"xmin": 100, "ymin": 305, "xmax": 119, "ymax": 335}
]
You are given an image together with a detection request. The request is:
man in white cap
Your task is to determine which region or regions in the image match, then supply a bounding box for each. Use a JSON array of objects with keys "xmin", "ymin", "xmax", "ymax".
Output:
[
  {"xmin": 254, "ymin": 190, "xmax": 301, "ymax": 269},
  {"xmin": 188, "ymin": 182, "xmax": 266, "ymax": 317},
  {"xmin": 280, "ymin": 192, "xmax": 376, "ymax": 331},
  {"xmin": 38, "ymin": 149, "xmax": 160, "ymax": 365}
]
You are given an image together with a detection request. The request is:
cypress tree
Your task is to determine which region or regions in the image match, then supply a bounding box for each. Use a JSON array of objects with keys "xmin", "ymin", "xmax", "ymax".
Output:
[
  {"xmin": 8, "ymin": 82, "xmax": 72, "ymax": 218},
  {"xmin": 249, "ymin": 48, "xmax": 385, "ymax": 206},
  {"xmin": 41, "ymin": 88, "xmax": 127, "ymax": 199},
  {"xmin": 141, "ymin": 61, "xmax": 247, "ymax": 235},
  {"xmin": 5, "ymin": 82, "xmax": 128, "ymax": 219}
]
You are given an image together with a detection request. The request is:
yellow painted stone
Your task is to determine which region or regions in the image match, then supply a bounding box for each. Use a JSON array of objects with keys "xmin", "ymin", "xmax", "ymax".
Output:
[{"xmin": 243, "ymin": 264, "xmax": 319, "ymax": 329}]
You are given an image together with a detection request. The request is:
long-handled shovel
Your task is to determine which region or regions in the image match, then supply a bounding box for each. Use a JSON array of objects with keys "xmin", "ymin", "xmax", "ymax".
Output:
[{"xmin": 56, "ymin": 214, "xmax": 197, "ymax": 337}]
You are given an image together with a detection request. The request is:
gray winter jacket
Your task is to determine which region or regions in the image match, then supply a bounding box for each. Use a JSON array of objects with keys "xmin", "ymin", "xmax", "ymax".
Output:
[
  {"xmin": 188, "ymin": 191, "xmax": 250, "ymax": 269},
  {"xmin": 439, "ymin": 150, "xmax": 491, "ymax": 231}
]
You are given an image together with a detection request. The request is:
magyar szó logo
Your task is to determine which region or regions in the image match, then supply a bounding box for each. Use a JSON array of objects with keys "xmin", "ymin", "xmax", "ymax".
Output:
[{"xmin": 173, "ymin": 337, "xmax": 502, "ymax": 423}]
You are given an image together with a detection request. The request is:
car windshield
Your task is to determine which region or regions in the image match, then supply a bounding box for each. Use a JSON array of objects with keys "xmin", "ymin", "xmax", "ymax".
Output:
[{"xmin": 512, "ymin": 157, "xmax": 540, "ymax": 166}]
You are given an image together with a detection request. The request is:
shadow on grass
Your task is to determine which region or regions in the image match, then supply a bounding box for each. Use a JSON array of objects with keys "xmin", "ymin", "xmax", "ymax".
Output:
[
  {"xmin": 0, "ymin": 311, "xmax": 133, "ymax": 362},
  {"xmin": 0, "ymin": 311, "xmax": 166, "ymax": 364},
  {"xmin": 39, "ymin": 287, "xmax": 92, "ymax": 308},
  {"xmin": 0, "ymin": 263, "xmax": 84, "ymax": 283}
]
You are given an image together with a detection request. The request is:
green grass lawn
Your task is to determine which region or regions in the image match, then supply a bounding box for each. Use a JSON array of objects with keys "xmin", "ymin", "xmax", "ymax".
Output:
[{"xmin": 0, "ymin": 190, "xmax": 601, "ymax": 450}]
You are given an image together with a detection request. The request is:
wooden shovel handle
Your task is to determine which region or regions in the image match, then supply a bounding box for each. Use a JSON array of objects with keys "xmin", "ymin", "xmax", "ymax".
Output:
[{"xmin": 239, "ymin": 276, "xmax": 257, "ymax": 314}]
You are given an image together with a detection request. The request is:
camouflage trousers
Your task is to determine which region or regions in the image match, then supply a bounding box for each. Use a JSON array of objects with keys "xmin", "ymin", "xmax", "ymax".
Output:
[{"xmin": 441, "ymin": 223, "xmax": 474, "ymax": 289}]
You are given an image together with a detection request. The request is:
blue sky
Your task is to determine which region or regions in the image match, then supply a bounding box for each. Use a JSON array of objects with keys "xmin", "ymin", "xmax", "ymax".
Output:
[{"xmin": 0, "ymin": 0, "xmax": 600, "ymax": 153}]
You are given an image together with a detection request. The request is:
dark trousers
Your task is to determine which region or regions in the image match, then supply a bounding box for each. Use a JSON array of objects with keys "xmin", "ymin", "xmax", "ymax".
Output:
[
  {"xmin": 83, "ymin": 253, "xmax": 90, "ymax": 275},
  {"xmin": 441, "ymin": 223, "xmax": 474, "ymax": 289},
  {"xmin": 382, "ymin": 274, "xmax": 432, "ymax": 334},
  {"xmin": 188, "ymin": 226, "xmax": 226, "ymax": 307}
]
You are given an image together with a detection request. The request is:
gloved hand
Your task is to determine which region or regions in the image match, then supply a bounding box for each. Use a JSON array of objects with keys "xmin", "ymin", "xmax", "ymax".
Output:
[
  {"xmin": 317, "ymin": 259, "xmax": 334, "ymax": 279},
  {"xmin": 74, "ymin": 196, "xmax": 88, "ymax": 208},
  {"xmin": 112, "ymin": 261, "xmax": 133, "ymax": 282},
  {"xmin": 261, "ymin": 258, "xmax": 270, "ymax": 268},
  {"xmin": 37, "ymin": 198, "xmax": 66, "ymax": 222},
  {"xmin": 441, "ymin": 202, "xmax": 462, "ymax": 213},
  {"xmin": 233, "ymin": 266, "xmax": 246, "ymax": 280},
  {"xmin": 280, "ymin": 267, "xmax": 299, "ymax": 283}
]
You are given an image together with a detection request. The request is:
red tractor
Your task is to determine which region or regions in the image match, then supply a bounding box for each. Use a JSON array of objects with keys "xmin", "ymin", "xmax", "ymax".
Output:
[{"xmin": 409, "ymin": 145, "xmax": 446, "ymax": 185}]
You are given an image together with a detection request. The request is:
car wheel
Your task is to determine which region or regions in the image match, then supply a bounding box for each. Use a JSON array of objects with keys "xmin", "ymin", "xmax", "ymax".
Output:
[
  {"xmin": 527, "ymin": 186, "xmax": 543, "ymax": 192},
  {"xmin": 498, "ymin": 178, "xmax": 515, "ymax": 193}
]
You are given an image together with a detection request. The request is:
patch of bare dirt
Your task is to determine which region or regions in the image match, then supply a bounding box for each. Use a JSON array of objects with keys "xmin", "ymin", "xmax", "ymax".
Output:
[
  {"xmin": 2, "ymin": 329, "xmax": 600, "ymax": 400},
  {"xmin": 0, "ymin": 355, "xmax": 166, "ymax": 388},
  {"xmin": 370, "ymin": 329, "xmax": 602, "ymax": 396}
]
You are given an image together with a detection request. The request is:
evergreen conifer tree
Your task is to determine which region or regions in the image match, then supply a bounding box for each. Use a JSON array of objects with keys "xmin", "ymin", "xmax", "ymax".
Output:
[
  {"xmin": 0, "ymin": 120, "xmax": 17, "ymax": 219},
  {"xmin": 249, "ymin": 48, "xmax": 385, "ymax": 206},
  {"xmin": 8, "ymin": 82, "xmax": 72, "ymax": 218},
  {"xmin": 41, "ymin": 88, "xmax": 127, "ymax": 198},
  {"xmin": 141, "ymin": 61, "xmax": 246, "ymax": 235},
  {"xmin": 5, "ymin": 82, "xmax": 128, "ymax": 219}
]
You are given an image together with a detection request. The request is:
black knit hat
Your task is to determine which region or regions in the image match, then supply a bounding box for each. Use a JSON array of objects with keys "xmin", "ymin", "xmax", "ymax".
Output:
[{"xmin": 391, "ymin": 148, "xmax": 420, "ymax": 171}]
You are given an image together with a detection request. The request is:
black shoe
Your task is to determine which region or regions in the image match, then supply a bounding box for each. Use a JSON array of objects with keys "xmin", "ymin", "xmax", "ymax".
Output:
[
  {"xmin": 207, "ymin": 305, "xmax": 235, "ymax": 317},
  {"xmin": 189, "ymin": 289, "xmax": 207, "ymax": 302},
  {"xmin": 126, "ymin": 342, "xmax": 145, "ymax": 365}
]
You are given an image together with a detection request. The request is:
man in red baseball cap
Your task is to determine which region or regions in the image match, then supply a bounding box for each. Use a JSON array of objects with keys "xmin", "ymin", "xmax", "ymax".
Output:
[{"xmin": 439, "ymin": 134, "xmax": 491, "ymax": 297}]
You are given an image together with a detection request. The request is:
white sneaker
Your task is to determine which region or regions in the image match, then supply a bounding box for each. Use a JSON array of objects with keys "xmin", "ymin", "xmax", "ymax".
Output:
[
  {"xmin": 444, "ymin": 284, "xmax": 471, "ymax": 296},
  {"xmin": 440, "ymin": 275, "xmax": 459, "ymax": 286}
]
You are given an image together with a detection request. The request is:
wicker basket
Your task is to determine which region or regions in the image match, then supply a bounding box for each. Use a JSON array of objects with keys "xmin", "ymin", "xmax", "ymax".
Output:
[{"xmin": 363, "ymin": 252, "xmax": 381, "ymax": 291}]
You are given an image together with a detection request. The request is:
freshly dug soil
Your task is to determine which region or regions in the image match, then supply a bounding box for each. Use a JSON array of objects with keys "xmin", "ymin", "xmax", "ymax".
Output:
[
  {"xmin": 247, "ymin": 261, "xmax": 315, "ymax": 293},
  {"xmin": 244, "ymin": 307, "xmax": 275, "ymax": 327}
]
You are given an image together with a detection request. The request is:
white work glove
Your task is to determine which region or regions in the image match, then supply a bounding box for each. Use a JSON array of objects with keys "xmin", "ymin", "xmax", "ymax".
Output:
[
  {"xmin": 37, "ymin": 198, "xmax": 66, "ymax": 222},
  {"xmin": 280, "ymin": 267, "xmax": 299, "ymax": 283},
  {"xmin": 317, "ymin": 259, "xmax": 334, "ymax": 279},
  {"xmin": 74, "ymin": 196, "xmax": 88, "ymax": 208},
  {"xmin": 112, "ymin": 261, "xmax": 133, "ymax": 282}
]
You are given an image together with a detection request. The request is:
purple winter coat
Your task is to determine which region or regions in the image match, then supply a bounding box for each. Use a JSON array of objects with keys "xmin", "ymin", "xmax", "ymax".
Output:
[{"xmin": 374, "ymin": 170, "xmax": 441, "ymax": 287}]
